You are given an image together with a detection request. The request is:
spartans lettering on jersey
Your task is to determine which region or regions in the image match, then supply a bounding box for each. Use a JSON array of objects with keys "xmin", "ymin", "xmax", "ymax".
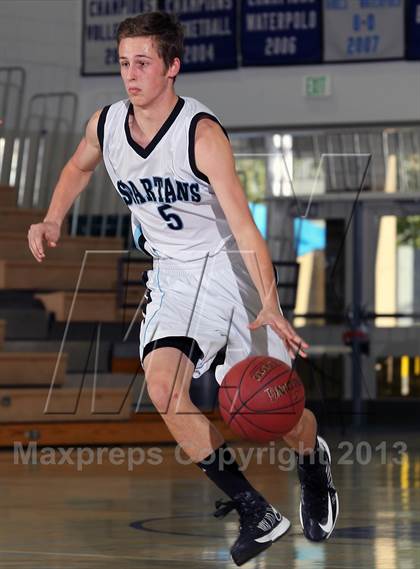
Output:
[{"xmin": 117, "ymin": 177, "xmax": 201, "ymax": 206}]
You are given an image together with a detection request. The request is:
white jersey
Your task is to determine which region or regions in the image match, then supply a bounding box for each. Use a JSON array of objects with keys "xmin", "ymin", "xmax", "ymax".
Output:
[
  {"xmin": 98, "ymin": 96, "xmax": 236, "ymax": 261},
  {"xmin": 98, "ymin": 96, "xmax": 290, "ymax": 379}
]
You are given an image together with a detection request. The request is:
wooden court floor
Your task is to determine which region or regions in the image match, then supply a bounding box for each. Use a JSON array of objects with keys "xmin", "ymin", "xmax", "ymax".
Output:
[{"xmin": 0, "ymin": 429, "xmax": 419, "ymax": 568}]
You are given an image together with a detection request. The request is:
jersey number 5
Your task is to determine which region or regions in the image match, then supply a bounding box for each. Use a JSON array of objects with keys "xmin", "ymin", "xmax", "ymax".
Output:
[{"xmin": 157, "ymin": 204, "xmax": 183, "ymax": 230}]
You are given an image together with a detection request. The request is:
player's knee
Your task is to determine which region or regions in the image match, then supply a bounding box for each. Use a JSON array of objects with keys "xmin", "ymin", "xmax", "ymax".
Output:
[
  {"xmin": 284, "ymin": 411, "xmax": 306, "ymax": 439},
  {"xmin": 146, "ymin": 373, "xmax": 186, "ymax": 412},
  {"xmin": 146, "ymin": 376, "xmax": 171, "ymax": 411},
  {"xmin": 284, "ymin": 408, "xmax": 316, "ymax": 440}
]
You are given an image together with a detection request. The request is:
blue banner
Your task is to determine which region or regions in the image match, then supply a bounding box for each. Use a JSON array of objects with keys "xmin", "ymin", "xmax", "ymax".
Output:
[
  {"xmin": 82, "ymin": 0, "xmax": 160, "ymax": 75},
  {"xmin": 241, "ymin": 0, "xmax": 322, "ymax": 66},
  {"xmin": 407, "ymin": 0, "xmax": 420, "ymax": 59},
  {"xmin": 161, "ymin": 0, "xmax": 238, "ymax": 72}
]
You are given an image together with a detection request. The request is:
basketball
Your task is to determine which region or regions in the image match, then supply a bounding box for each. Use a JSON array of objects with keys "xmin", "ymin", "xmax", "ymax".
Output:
[{"xmin": 218, "ymin": 356, "xmax": 305, "ymax": 443}]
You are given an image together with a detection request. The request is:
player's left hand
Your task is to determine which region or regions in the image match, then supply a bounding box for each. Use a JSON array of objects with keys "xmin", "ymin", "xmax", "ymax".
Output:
[{"xmin": 248, "ymin": 307, "xmax": 308, "ymax": 359}]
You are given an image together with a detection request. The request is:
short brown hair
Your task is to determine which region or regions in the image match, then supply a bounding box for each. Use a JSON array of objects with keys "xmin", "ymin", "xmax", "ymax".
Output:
[{"xmin": 117, "ymin": 11, "xmax": 184, "ymax": 69}]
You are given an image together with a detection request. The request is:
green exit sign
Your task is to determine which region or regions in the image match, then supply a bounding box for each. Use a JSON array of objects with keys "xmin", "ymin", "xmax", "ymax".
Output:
[{"xmin": 304, "ymin": 75, "xmax": 331, "ymax": 98}]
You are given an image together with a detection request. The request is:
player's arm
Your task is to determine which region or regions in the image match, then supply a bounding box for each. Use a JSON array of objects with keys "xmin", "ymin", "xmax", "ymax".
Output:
[
  {"xmin": 195, "ymin": 119, "xmax": 308, "ymax": 358},
  {"xmin": 27, "ymin": 110, "xmax": 103, "ymax": 262}
]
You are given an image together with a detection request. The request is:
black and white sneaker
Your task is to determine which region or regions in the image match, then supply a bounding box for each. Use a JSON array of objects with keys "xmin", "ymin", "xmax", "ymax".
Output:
[
  {"xmin": 297, "ymin": 435, "xmax": 339, "ymax": 542},
  {"xmin": 214, "ymin": 491, "xmax": 290, "ymax": 566}
]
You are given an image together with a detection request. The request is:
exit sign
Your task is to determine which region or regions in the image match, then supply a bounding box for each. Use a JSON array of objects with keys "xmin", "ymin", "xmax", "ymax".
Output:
[{"xmin": 304, "ymin": 75, "xmax": 331, "ymax": 98}]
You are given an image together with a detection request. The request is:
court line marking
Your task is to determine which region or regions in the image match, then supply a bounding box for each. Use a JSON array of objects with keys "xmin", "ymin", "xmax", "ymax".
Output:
[
  {"xmin": 0, "ymin": 550, "xmax": 140, "ymax": 560},
  {"xmin": 0, "ymin": 549, "xmax": 187, "ymax": 561}
]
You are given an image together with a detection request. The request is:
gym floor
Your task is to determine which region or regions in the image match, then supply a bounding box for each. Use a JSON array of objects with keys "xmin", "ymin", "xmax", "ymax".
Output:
[{"xmin": 1, "ymin": 428, "xmax": 419, "ymax": 568}]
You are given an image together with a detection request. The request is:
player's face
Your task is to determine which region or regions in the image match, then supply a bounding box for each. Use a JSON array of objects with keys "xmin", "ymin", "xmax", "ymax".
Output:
[{"xmin": 118, "ymin": 36, "xmax": 178, "ymax": 107}]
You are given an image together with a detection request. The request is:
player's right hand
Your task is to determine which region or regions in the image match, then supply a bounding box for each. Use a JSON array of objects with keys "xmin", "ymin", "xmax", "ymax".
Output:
[{"xmin": 27, "ymin": 221, "xmax": 61, "ymax": 262}]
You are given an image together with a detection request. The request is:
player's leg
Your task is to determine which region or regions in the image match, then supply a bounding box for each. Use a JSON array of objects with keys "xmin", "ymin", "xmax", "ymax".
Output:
[
  {"xmin": 240, "ymin": 280, "xmax": 340, "ymax": 544},
  {"xmin": 258, "ymin": 322, "xmax": 339, "ymax": 541},
  {"xmin": 140, "ymin": 264, "xmax": 263, "ymax": 495},
  {"xmin": 282, "ymin": 407, "xmax": 317, "ymax": 451},
  {"xmin": 143, "ymin": 345, "xmax": 289, "ymax": 566},
  {"xmin": 143, "ymin": 345, "xmax": 263, "ymax": 496},
  {"xmin": 143, "ymin": 345, "xmax": 224, "ymax": 461},
  {"xmin": 141, "ymin": 258, "xmax": 289, "ymax": 565},
  {"xmin": 217, "ymin": 254, "xmax": 338, "ymax": 545},
  {"xmin": 140, "ymin": 260, "xmax": 265, "ymax": 494},
  {"xmin": 282, "ymin": 408, "xmax": 339, "ymax": 541}
]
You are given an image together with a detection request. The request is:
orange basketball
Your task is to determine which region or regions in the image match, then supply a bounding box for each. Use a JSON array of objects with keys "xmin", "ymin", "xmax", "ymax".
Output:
[{"xmin": 218, "ymin": 356, "xmax": 305, "ymax": 443}]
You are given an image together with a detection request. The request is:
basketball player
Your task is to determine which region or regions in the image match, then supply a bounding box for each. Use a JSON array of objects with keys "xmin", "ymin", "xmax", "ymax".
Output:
[{"xmin": 27, "ymin": 12, "xmax": 338, "ymax": 565}]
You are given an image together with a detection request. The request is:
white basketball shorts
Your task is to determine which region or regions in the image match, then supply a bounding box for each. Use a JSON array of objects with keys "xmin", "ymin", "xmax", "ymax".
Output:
[{"xmin": 139, "ymin": 250, "xmax": 291, "ymax": 384}]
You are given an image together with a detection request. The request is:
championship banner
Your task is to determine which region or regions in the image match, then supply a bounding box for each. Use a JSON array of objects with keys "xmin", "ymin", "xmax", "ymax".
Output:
[
  {"xmin": 82, "ymin": 0, "xmax": 237, "ymax": 75},
  {"xmin": 162, "ymin": 0, "xmax": 238, "ymax": 72},
  {"xmin": 82, "ymin": 0, "xmax": 159, "ymax": 75},
  {"xmin": 241, "ymin": 0, "xmax": 322, "ymax": 66},
  {"xmin": 323, "ymin": 0, "xmax": 405, "ymax": 62},
  {"xmin": 407, "ymin": 0, "xmax": 420, "ymax": 59}
]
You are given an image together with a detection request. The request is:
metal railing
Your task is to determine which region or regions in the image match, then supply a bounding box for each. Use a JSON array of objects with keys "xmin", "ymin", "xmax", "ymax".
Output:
[
  {"xmin": 0, "ymin": 67, "xmax": 26, "ymax": 185},
  {"xmin": 15, "ymin": 92, "xmax": 78, "ymax": 209}
]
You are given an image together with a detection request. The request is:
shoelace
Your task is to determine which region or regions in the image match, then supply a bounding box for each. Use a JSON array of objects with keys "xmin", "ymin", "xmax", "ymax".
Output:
[
  {"xmin": 213, "ymin": 498, "xmax": 237, "ymax": 519},
  {"xmin": 213, "ymin": 493, "xmax": 268, "ymax": 529}
]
